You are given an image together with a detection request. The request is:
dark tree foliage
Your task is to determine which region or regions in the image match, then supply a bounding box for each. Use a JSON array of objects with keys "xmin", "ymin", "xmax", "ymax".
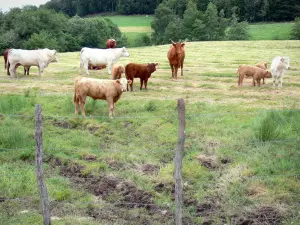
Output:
[
  {"xmin": 291, "ymin": 17, "xmax": 300, "ymax": 40},
  {"xmin": 0, "ymin": 8, "xmax": 124, "ymax": 53}
]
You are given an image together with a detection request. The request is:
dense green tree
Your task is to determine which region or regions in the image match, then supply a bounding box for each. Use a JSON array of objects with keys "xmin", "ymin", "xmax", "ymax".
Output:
[
  {"xmin": 24, "ymin": 31, "xmax": 59, "ymax": 50},
  {"xmin": 164, "ymin": 17, "xmax": 185, "ymax": 42},
  {"xmin": 226, "ymin": 13, "xmax": 250, "ymax": 40},
  {"xmin": 203, "ymin": 2, "xmax": 221, "ymax": 40},
  {"xmin": 183, "ymin": 0, "xmax": 200, "ymax": 40},
  {"xmin": 151, "ymin": 1, "xmax": 176, "ymax": 44},
  {"xmin": 291, "ymin": 17, "xmax": 300, "ymax": 39}
]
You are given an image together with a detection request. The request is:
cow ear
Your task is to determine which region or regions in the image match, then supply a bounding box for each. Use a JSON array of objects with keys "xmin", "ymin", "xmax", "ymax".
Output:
[
  {"xmin": 116, "ymin": 79, "xmax": 121, "ymax": 84},
  {"xmin": 181, "ymin": 43, "xmax": 185, "ymax": 47},
  {"xmin": 280, "ymin": 58, "xmax": 284, "ymax": 62}
]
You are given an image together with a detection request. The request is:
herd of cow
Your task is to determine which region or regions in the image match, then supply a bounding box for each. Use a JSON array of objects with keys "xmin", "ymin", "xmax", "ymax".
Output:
[{"xmin": 2, "ymin": 39, "xmax": 291, "ymax": 118}]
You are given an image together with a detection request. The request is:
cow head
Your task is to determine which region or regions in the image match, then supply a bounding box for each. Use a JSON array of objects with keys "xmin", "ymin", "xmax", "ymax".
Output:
[
  {"xmin": 117, "ymin": 78, "xmax": 132, "ymax": 92},
  {"xmin": 281, "ymin": 57, "xmax": 290, "ymax": 70},
  {"xmin": 121, "ymin": 47, "xmax": 130, "ymax": 57},
  {"xmin": 147, "ymin": 63, "xmax": 158, "ymax": 74},
  {"xmin": 171, "ymin": 40, "xmax": 185, "ymax": 56},
  {"xmin": 265, "ymin": 71, "xmax": 272, "ymax": 78}
]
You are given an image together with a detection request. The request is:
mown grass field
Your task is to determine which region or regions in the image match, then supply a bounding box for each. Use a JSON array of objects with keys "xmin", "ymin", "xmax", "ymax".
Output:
[
  {"xmin": 103, "ymin": 15, "xmax": 294, "ymax": 45},
  {"xmin": 0, "ymin": 40, "xmax": 300, "ymax": 224}
]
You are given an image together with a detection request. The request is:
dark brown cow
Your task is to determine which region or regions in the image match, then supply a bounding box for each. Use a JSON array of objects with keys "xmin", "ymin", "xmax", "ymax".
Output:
[
  {"xmin": 106, "ymin": 39, "xmax": 117, "ymax": 48},
  {"xmin": 125, "ymin": 63, "xmax": 158, "ymax": 91},
  {"xmin": 167, "ymin": 40, "xmax": 185, "ymax": 79},
  {"xmin": 3, "ymin": 48, "xmax": 30, "ymax": 76}
]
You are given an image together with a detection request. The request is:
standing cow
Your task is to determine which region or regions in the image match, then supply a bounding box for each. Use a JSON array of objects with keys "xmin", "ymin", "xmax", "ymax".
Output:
[
  {"xmin": 80, "ymin": 47, "xmax": 130, "ymax": 76},
  {"xmin": 3, "ymin": 48, "xmax": 30, "ymax": 76},
  {"xmin": 106, "ymin": 39, "xmax": 117, "ymax": 48},
  {"xmin": 271, "ymin": 56, "xmax": 290, "ymax": 88},
  {"xmin": 167, "ymin": 40, "xmax": 185, "ymax": 79},
  {"xmin": 255, "ymin": 62, "xmax": 268, "ymax": 84},
  {"xmin": 7, "ymin": 48, "xmax": 58, "ymax": 78},
  {"xmin": 73, "ymin": 77, "xmax": 131, "ymax": 118},
  {"xmin": 125, "ymin": 63, "xmax": 158, "ymax": 91}
]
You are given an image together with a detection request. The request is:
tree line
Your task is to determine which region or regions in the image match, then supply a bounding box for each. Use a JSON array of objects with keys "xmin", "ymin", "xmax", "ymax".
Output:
[
  {"xmin": 0, "ymin": 7, "xmax": 127, "ymax": 54},
  {"xmin": 42, "ymin": 0, "xmax": 300, "ymax": 23}
]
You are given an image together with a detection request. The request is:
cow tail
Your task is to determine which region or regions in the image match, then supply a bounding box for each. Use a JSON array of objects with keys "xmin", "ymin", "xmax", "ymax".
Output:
[{"xmin": 73, "ymin": 77, "xmax": 80, "ymax": 104}]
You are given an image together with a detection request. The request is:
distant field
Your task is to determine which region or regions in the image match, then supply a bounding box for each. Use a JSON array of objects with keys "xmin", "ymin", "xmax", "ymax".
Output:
[
  {"xmin": 248, "ymin": 22, "xmax": 294, "ymax": 40},
  {"xmin": 104, "ymin": 15, "xmax": 295, "ymax": 45}
]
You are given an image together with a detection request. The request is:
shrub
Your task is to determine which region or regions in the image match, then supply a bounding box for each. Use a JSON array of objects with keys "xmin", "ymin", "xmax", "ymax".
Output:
[
  {"xmin": 227, "ymin": 21, "xmax": 250, "ymax": 40},
  {"xmin": 24, "ymin": 31, "xmax": 59, "ymax": 50}
]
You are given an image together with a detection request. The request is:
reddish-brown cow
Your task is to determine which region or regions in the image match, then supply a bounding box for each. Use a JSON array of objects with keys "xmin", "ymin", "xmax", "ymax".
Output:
[
  {"xmin": 106, "ymin": 39, "xmax": 117, "ymax": 48},
  {"xmin": 167, "ymin": 40, "xmax": 185, "ymax": 79},
  {"xmin": 125, "ymin": 63, "xmax": 158, "ymax": 91},
  {"xmin": 3, "ymin": 48, "xmax": 30, "ymax": 76}
]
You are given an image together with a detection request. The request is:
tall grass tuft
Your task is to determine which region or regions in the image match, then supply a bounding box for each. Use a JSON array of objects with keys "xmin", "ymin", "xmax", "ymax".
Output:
[
  {"xmin": 0, "ymin": 95, "xmax": 27, "ymax": 114},
  {"xmin": 254, "ymin": 110, "xmax": 300, "ymax": 142}
]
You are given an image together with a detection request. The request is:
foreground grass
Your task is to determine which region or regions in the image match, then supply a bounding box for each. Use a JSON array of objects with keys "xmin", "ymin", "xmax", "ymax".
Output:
[{"xmin": 0, "ymin": 40, "xmax": 300, "ymax": 224}]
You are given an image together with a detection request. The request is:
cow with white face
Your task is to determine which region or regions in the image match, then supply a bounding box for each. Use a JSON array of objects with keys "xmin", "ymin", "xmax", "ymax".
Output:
[
  {"xmin": 271, "ymin": 56, "xmax": 290, "ymax": 88},
  {"xmin": 80, "ymin": 47, "xmax": 130, "ymax": 76},
  {"xmin": 7, "ymin": 48, "xmax": 58, "ymax": 78}
]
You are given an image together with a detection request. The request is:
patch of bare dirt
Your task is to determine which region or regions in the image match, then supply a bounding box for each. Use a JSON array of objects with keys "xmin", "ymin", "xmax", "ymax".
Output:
[
  {"xmin": 82, "ymin": 153, "xmax": 98, "ymax": 161},
  {"xmin": 231, "ymin": 206, "xmax": 282, "ymax": 225},
  {"xmin": 52, "ymin": 120, "xmax": 72, "ymax": 129},
  {"xmin": 195, "ymin": 154, "xmax": 219, "ymax": 169},
  {"xmin": 48, "ymin": 156, "xmax": 173, "ymax": 224}
]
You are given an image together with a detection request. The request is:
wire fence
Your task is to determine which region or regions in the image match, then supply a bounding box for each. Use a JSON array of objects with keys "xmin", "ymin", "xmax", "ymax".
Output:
[{"xmin": 1, "ymin": 105, "xmax": 300, "ymax": 224}]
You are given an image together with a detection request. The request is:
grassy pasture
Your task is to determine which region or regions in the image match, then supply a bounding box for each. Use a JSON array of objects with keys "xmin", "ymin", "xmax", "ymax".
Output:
[
  {"xmin": 248, "ymin": 22, "xmax": 294, "ymax": 40},
  {"xmin": 0, "ymin": 40, "xmax": 300, "ymax": 224}
]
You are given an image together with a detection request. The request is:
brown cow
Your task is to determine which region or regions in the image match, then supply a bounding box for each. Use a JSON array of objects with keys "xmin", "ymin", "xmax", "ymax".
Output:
[
  {"xmin": 167, "ymin": 40, "xmax": 185, "ymax": 79},
  {"xmin": 73, "ymin": 77, "xmax": 132, "ymax": 118},
  {"xmin": 4, "ymin": 48, "xmax": 30, "ymax": 76},
  {"xmin": 125, "ymin": 63, "xmax": 158, "ymax": 91},
  {"xmin": 255, "ymin": 62, "xmax": 268, "ymax": 84},
  {"xmin": 111, "ymin": 64, "xmax": 125, "ymax": 80},
  {"xmin": 237, "ymin": 65, "xmax": 272, "ymax": 87},
  {"xmin": 106, "ymin": 39, "xmax": 117, "ymax": 48}
]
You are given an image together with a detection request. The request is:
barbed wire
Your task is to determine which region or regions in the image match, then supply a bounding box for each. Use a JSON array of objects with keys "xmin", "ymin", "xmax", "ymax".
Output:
[{"xmin": 1, "ymin": 108, "xmax": 300, "ymax": 120}]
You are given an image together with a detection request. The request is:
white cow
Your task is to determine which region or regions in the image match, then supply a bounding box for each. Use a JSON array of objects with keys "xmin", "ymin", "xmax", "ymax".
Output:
[
  {"xmin": 7, "ymin": 48, "xmax": 58, "ymax": 78},
  {"xmin": 80, "ymin": 47, "xmax": 130, "ymax": 75},
  {"xmin": 271, "ymin": 56, "xmax": 290, "ymax": 88}
]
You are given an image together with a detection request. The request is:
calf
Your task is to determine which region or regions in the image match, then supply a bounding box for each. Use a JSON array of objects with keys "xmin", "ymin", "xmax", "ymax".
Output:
[
  {"xmin": 125, "ymin": 63, "xmax": 158, "ymax": 91},
  {"xmin": 271, "ymin": 56, "xmax": 290, "ymax": 88},
  {"xmin": 73, "ymin": 77, "xmax": 131, "ymax": 118},
  {"xmin": 111, "ymin": 64, "xmax": 125, "ymax": 80},
  {"xmin": 237, "ymin": 65, "xmax": 272, "ymax": 87},
  {"xmin": 255, "ymin": 61, "xmax": 268, "ymax": 84}
]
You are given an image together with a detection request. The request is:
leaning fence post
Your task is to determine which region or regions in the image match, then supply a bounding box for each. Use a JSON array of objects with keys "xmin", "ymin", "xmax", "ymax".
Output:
[
  {"xmin": 174, "ymin": 98, "xmax": 186, "ymax": 225},
  {"xmin": 35, "ymin": 104, "xmax": 51, "ymax": 225}
]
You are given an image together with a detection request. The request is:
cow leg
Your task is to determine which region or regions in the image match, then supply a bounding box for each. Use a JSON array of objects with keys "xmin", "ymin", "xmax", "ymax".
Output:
[
  {"xmin": 7, "ymin": 62, "xmax": 10, "ymax": 76},
  {"xmin": 130, "ymin": 80, "xmax": 134, "ymax": 92},
  {"xmin": 79, "ymin": 96, "xmax": 86, "ymax": 117},
  {"xmin": 278, "ymin": 75, "xmax": 283, "ymax": 88},
  {"xmin": 262, "ymin": 77, "xmax": 265, "ymax": 84},
  {"xmin": 181, "ymin": 63, "xmax": 183, "ymax": 76},
  {"xmin": 272, "ymin": 76, "xmax": 277, "ymax": 88},
  {"xmin": 174, "ymin": 66, "xmax": 178, "ymax": 79},
  {"xmin": 140, "ymin": 79, "xmax": 144, "ymax": 90},
  {"xmin": 107, "ymin": 63, "xmax": 112, "ymax": 75},
  {"xmin": 144, "ymin": 78, "xmax": 148, "ymax": 90},
  {"xmin": 257, "ymin": 79, "xmax": 261, "ymax": 87},
  {"xmin": 107, "ymin": 98, "xmax": 114, "ymax": 119},
  {"xmin": 26, "ymin": 67, "xmax": 30, "ymax": 75},
  {"xmin": 9, "ymin": 63, "xmax": 16, "ymax": 78},
  {"xmin": 170, "ymin": 64, "xmax": 174, "ymax": 78},
  {"xmin": 74, "ymin": 101, "xmax": 79, "ymax": 115}
]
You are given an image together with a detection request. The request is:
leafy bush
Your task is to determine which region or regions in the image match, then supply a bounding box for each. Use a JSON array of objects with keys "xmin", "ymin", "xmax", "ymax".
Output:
[
  {"xmin": 291, "ymin": 17, "xmax": 300, "ymax": 39},
  {"xmin": 24, "ymin": 31, "xmax": 59, "ymax": 50}
]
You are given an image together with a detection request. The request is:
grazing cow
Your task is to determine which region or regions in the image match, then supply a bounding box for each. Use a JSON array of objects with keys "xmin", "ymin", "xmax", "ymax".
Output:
[
  {"xmin": 125, "ymin": 63, "xmax": 158, "ymax": 91},
  {"xmin": 7, "ymin": 48, "xmax": 58, "ymax": 78},
  {"xmin": 111, "ymin": 64, "xmax": 125, "ymax": 80},
  {"xmin": 106, "ymin": 39, "xmax": 117, "ymax": 48},
  {"xmin": 73, "ymin": 77, "xmax": 132, "ymax": 118},
  {"xmin": 167, "ymin": 40, "xmax": 185, "ymax": 79},
  {"xmin": 80, "ymin": 47, "xmax": 130, "ymax": 76},
  {"xmin": 237, "ymin": 65, "xmax": 272, "ymax": 87},
  {"xmin": 3, "ymin": 48, "xmax": 30, "ymax": 76},
  {"xmin": 271, "ymin": 56, "xmax": 290, "ymax": 88},
  {"xmin": 255, "ymin": 62, "xmax": 268, "ymax": 84}
]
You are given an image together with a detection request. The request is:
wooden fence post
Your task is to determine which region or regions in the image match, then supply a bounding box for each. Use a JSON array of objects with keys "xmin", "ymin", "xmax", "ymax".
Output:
[
  {"xmin": 35, "ymin": 104, "xmax": 51, "ymax": 225},
  {"xmin": 174, "ymin": 98, "xmax": 186, "ymax": 225}
]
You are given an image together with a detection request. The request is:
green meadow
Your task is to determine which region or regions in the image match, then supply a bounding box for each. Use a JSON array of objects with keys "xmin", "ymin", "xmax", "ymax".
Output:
[{"xmin": 0, "ymin": 40, "xmax": 300, "ymax": 224}]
